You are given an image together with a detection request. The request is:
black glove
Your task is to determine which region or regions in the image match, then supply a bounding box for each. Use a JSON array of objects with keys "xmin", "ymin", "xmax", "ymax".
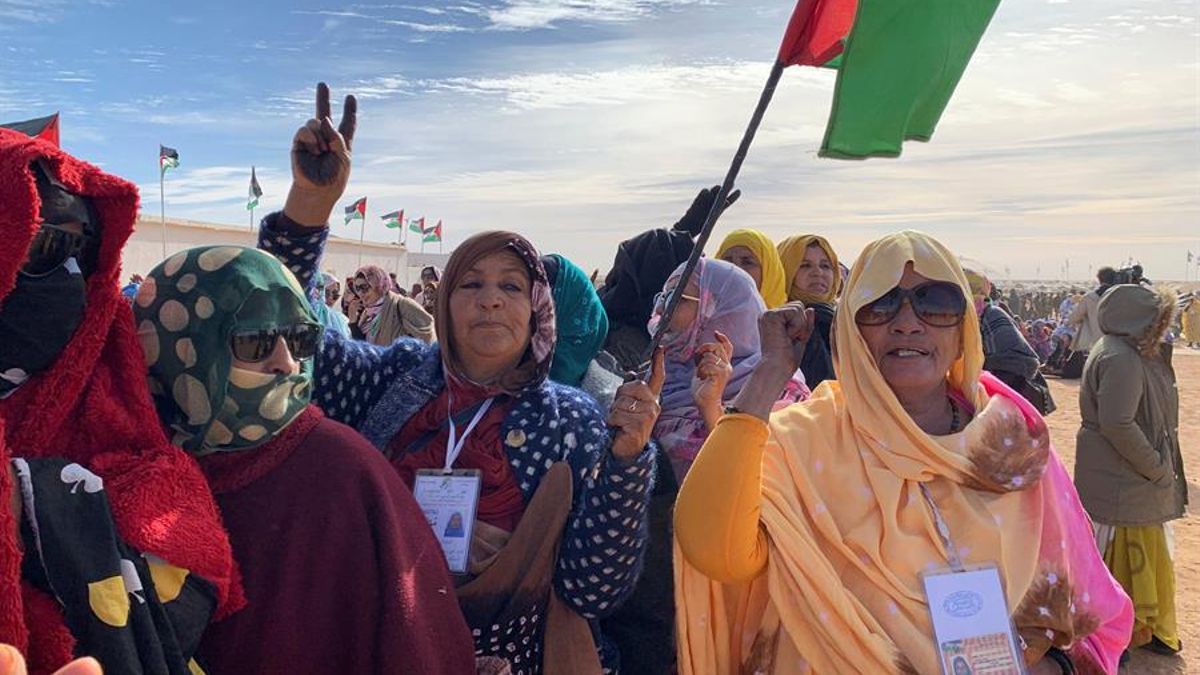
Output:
[{"xmin": 672, "ymin": 185, "xmax": 742, "ymax": 237}]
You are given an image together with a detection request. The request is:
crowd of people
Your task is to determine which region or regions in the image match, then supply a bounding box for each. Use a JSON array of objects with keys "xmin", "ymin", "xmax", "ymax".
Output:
[{"xmin": 0, "ymin": 83, "xmax": 1189, "ymax": 675}]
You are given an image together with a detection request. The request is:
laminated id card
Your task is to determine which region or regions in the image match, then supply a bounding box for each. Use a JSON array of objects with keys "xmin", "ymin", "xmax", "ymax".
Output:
[
  {"xmin": 413, "ymin": 468, "xmax": 481, "ymax": 574},
  {"xmin": 923, "ymin": 565, "xmax": 1026, "ymax": 675}
]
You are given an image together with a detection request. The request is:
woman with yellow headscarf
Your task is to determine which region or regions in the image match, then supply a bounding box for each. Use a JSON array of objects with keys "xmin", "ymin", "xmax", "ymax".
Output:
[
  {"xmin": 715, "ymin": 229, "xmax": 788, "ymax": 309},
  {"xmin": 674, "ymin": 231, "xmax": 1133, "ymax": 674},
  {"xmin": 777, "ymin": 235, "xmax": 840, "ymax": 387}
]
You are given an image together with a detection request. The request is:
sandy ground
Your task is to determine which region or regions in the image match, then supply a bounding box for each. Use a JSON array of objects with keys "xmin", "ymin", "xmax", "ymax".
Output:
[{"xmin": 1046, "ymin": 348, "xmax": 1198, "ymax": 674}]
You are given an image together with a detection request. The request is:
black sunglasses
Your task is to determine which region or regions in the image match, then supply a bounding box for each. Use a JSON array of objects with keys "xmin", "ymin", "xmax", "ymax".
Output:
[
  {"xmin": 21, "ymin": 222, "xmax": 89, "ymax": 277},
  {"xmin": 229, "ymin": 323, "xmax": 324, "ymax": 363},
  {"xmin": 855, "ymin": 282, "xmax": 967, "ymax": 328},
  {"xmin": 352, "ymin": 281, "xmax": 371, "ymax": 294}
]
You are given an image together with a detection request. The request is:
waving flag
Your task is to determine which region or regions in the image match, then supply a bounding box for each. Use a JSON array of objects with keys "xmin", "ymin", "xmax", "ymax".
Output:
[
  {"xmin": 246, "ymin": 166, "xmax": 263, "ymax": 210},
  {"xmin": 343, "ymin": 197, "xmax": 367, "ymax": 225},
  {"xmin": 423, "ymin": 220, "xmax": 443, "ymax": 243},
  {"xmin": 159, "ymin": 145, "xmax": 180, "ymax": 174},
  {"xmin": 408, "ymin": 217, "xmax": 425, "ymax": 234},
  {"xmin": 777, "ymin": 0, "xmax": 858, "ymax": 67},
  {"xmin": 382, "ymin": 210, "xmax": 404, "ymax": 229},
  {"xmin": 778, "ymin": 0, "xmax": 1003, "ymax": 158}
]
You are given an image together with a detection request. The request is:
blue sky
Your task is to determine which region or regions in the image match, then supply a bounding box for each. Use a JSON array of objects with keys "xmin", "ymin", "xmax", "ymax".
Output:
[{"xmin": 2, "ymin": 0, "xmax": 1198, "ymax": 281}]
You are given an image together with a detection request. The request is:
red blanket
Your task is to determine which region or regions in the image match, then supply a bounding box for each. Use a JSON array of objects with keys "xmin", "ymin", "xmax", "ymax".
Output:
[{"xmin": 0, "ymin": 129, "xmax": 240, "ymax": 666}]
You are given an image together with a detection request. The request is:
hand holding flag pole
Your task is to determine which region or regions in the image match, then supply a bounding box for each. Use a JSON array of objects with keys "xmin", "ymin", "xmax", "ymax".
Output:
[
  {"xmin": 638, "ymin": 0, "xmax": 1002, "ymax": 372},
  {"xmin": 637, "ymin": 62, "xmax": 784, "ymax": 371}
]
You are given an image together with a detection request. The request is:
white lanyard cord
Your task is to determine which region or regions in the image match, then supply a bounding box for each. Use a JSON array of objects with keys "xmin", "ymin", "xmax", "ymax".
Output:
[
  {"xmin": 919, "ymin": 483, "xmax": 966, "ymax": 572},
  {"xmin": 445, "ymin": 394, "xmax": 495, "ymax": 473}
]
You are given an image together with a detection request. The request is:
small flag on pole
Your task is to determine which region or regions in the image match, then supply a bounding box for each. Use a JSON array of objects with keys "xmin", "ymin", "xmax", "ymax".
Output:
[
  {"xmin": 159, "ymin": 145, "xmax": 180, "ymax": 173},
  {"xmin": 246, "ymin": 166, "xmax": 263, "ymax": 211},
  {"xmin": 344, "ymin": 197, "xmax": 367, "ymax": 225},
  {"xmin": 423, "ymin": 219, "xmax": 443, "ymax": 243},
  {"xmin": 382, "ymin": 210, "xmax": 404, "ymax": 229},
  {"xmin": 408, "ymin": 216, "xmax": 425, "ymax": 234}
]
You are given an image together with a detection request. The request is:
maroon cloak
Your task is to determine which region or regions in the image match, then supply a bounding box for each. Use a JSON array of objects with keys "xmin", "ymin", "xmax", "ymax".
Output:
[{"xmin": 197, "ymin": 406, "xmax": 476, "ymax": 675}]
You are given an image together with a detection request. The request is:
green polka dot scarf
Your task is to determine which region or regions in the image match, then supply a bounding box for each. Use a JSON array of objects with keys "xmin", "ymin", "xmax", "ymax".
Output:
[{"xmin": 133, "ymin": 246, "xmax": 318, "ymax": 455}]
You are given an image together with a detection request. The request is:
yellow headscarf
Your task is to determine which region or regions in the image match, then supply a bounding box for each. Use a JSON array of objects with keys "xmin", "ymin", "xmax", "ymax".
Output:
[
  {"xmin": 677, "ymin": 231, "xmax": 1117, "ymax": 673},
  {"xmin": 715, "ymin": 229, "xmax": 788, "ymax": 308},
  {"xmin": 777, "ymin": 234, "xmax": 841, "ymax": 305}
]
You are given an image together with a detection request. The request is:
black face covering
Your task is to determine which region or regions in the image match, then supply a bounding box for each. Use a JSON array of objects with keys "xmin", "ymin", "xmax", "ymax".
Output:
[{"xmin": 0, "ymin": 258, "xmax": 86, "ymax": 397}]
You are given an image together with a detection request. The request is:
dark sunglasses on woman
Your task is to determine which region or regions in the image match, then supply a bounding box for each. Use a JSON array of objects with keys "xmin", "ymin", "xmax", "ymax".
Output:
[
  {"xmin": 352, "ymin": 281, "xmax": 371, "ymax": 294},
  {"xmin": 229, "ymin": 323, "xmax": 324, "ymax": 363},
  {"xmin": 855, "ymin": 281, "xmax": 967, "ymax": 328},
  {"xmin": 21, "ymin": 222, "xmax": 89, "ymax": 277}
]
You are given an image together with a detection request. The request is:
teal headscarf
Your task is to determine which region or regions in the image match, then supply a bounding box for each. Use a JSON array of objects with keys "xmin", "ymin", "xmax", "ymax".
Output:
[
  {"xmin": 133, "ymin": 246, "xmax": 319, "ymax": 455},
  {"xmin": 312, "ymin": 272, "xmax": 351, "ymax": 337},
  {"xmin": 547, "ymin": 254, "xmax": 608, "ymax": 386}
]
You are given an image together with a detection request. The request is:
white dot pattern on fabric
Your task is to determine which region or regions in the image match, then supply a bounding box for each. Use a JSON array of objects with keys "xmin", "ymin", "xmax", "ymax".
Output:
[
  {"xmin": 197, "ymin": 246, "xmax": 243, "ymax": 271},
  {"xmin": 137, "ymin": 320, "xmax": 159, "ymax": 366},
  {"xmin": 173, "ymin": 374, "xmax": 211, "ymax": 425},
  {"xmin": 194, "ymin": 296, "xmax": 214, "ymax": 319},
  {"xmin": 158, "ymin": 300, "xmax": 189, "ymax": 332},
  {"xmin": 135, "ymin": 276, "xmax": 157, "ymax": 307},
  {"xmin": 162, "ymin": 251, "xmax": 188, "ymax": 277},
  {"xmin": 175, "ymin": 338, "xmax": 197, "ymax": 368},
  {"xmin": 176, "ymin": 273, "xmax": 197, "ymax": 294}
]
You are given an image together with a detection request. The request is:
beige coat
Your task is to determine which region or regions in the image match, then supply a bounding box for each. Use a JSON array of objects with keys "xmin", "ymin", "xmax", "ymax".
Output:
[
  {"xmin": 1068, "ymin": 288, "xmax": 1104, "ymax": 351},
  {"xmin": 1074, "ymin": 285, "xmax": 1186, "ymax": 526}
]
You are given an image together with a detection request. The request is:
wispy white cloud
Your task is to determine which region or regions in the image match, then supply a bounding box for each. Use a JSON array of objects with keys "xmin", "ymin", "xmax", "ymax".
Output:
[
  {"xmin": 483, "ymin": 0, "xmax": 710, "ymax": 30},
  {"xmin": 426, "ymin": 61, "xmax": 825, "ymax": 111}
]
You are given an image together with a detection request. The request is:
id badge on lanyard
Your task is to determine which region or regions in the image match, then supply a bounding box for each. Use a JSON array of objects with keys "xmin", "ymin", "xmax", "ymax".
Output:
[
  {"xmin": 918, "ymin": 484, "xmax": 1027, "ymax": 675},
  {"xmin": 412, "ymin": 397, "xmax": 493, "ymax": 575}
]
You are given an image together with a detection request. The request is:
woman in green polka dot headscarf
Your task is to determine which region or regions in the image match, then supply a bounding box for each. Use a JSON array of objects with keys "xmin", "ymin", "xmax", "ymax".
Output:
[
  {"xmin": 133, "ymin": 245, "xmax": 319, "ymax": 453},
  {"xmin": 131, "ymin": 245, "xmax": 477, "ymax": 671}
]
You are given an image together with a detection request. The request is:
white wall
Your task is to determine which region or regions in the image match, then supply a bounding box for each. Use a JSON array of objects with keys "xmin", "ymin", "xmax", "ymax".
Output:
[{"xmin": 123, "ymin": 216, "xmax": 412, "ymax": 286}]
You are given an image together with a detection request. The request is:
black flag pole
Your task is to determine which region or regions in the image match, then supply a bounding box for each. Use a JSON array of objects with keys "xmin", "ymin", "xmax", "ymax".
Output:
[{"xmin": 637, "ymin": 60, "xmax": 786, "ymax": 373}]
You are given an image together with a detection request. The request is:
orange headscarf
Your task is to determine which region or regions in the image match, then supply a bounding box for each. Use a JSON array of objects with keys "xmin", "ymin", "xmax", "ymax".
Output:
[
  {"xmin": 675, "ymin": 231, "xmax": 1131, "ymax": 673},
  {"xmin": 777, "ymin": 234, "xmax": 841, "ymax": 304},
  {"xmin": 715, "ymin": 229, "xmax": 788, "ymax": 308}
]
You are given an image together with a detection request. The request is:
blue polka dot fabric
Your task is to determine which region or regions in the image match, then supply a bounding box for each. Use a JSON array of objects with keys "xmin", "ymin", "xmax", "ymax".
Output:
[{"xmin": 259, "ymin": 213, "xmax": 658, "ymax": 671}]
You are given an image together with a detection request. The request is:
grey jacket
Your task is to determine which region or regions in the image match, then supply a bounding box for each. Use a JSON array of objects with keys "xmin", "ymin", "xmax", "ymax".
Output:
[{"xmin": 1074, "ymin": 285, "xmax": 1186, "ymax": 526}]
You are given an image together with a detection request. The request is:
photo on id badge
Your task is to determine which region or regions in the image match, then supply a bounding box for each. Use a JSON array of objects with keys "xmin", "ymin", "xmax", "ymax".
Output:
[
  {"xmin": 412, "ymin": 468, "xmax": 481, "ymax": 575},
  {"xmin": 923, "ymin": 565, "xmax": 1025, "ymax": 675}
]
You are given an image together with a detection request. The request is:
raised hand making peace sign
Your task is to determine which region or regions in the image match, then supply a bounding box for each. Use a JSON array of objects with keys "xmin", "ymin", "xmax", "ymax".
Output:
[{"xmin": 283, "ymin": 82, "xmax": 358, "ymax": 227}]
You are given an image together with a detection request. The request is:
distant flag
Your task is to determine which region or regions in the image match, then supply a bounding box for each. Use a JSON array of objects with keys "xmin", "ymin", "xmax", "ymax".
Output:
[
  {"xmin": 382, "ymin": 210, "xmax": 404, "ymax": 229},
  {"xmin": 1189, "ymin": 251, "xmax": 1194, "ymax": 263},
  {"xmin": 423, "ymin": 219, "xmax": 443, "ymax": 243},
  {"xmin": 408, "ymin": 217, "xmax": 425, "ymax": 234},
  {"xmin": 343, "ymin": 197, "xmax": 367, "ymax": 225},
  {"xmin": 1, "ymin": 113, "xmax": 60, "ymax": 147},
  {"xmin": 246, "ymin": 166, "xmax": 263, "ymax": 211},
  {"xmin": 159, "ymin": 145, "xmax": 180, "ymax": 173},
  {"xmin": 778, "ymin": 0, "xmax": 1002, "ymax": 158}
]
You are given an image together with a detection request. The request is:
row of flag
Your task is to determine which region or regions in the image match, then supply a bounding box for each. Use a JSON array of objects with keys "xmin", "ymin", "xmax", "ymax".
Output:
[
  {"xmin": 160, "ymin": 148, "xmax": 436, "ymax": 243},
  {"xmin": 345, "ymin": 198, "xmax": 443, "ymax": 243}
]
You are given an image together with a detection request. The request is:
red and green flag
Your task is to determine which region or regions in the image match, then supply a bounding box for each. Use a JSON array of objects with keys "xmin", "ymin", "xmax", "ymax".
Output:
[
  {"xmin": 381, "ymin": 209, "xmax": 404, "ymax": 229},
  {"xmin": 343, "ymin": 197, "xmax": 367, "ymax": 225},
  {"xmin": 246, "ymin": 166, "xmax": 263, "ymax": 211},
  {"xmin": 159, "ymin": 145, "xmax": 180, "ymax": 173},
  {"xmin": 779, "ymin": 0, "xmax": 1002, "ymax": 158},
  {"xmin": 423, "ymin": 219, "xmax": 442, "ymax": 243},
  {"xmin": 408, "ymin": 216, "xmax": 425, "ymax": 234}
]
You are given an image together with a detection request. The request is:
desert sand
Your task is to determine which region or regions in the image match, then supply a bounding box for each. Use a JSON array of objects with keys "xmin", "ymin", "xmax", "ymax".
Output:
[{"xmin": 1047, "ymin": 348, "xmax": 1198, "ymax": 674}]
